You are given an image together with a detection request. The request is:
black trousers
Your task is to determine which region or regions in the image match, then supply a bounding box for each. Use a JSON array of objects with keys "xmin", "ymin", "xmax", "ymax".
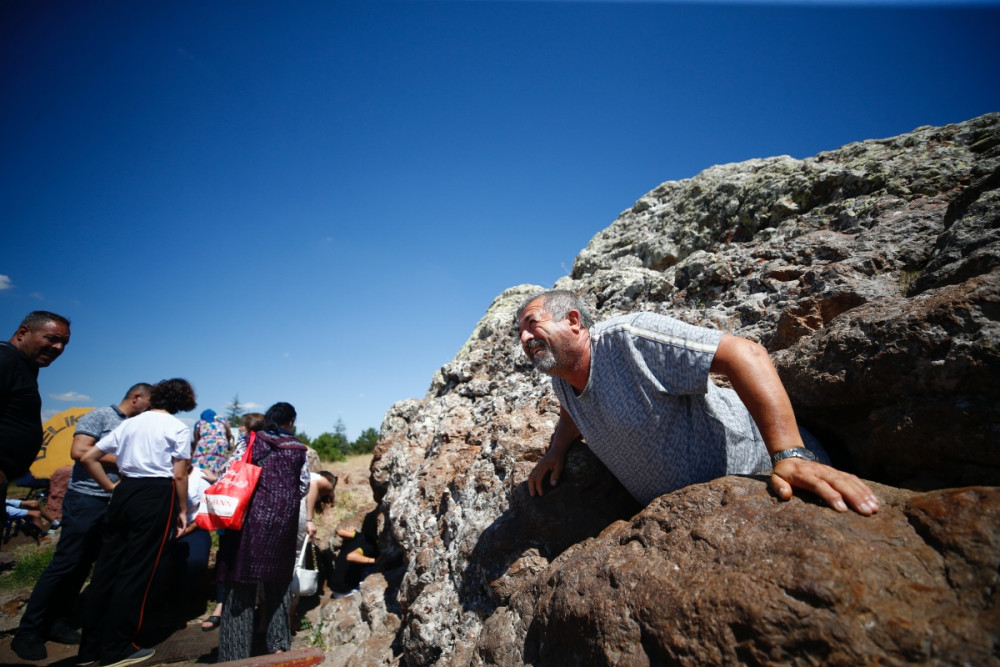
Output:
[
  {"xmin": 79, "ymin": 477, "xmax": 176, "ymax": 663},
  {"xmin": 17, "ymin": 490, "xmax": 109, "ymax": 637}
]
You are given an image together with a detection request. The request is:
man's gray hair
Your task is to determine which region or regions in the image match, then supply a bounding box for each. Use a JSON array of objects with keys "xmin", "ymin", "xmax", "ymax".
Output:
[{"xmin": 515, "ymin": 289, "xmax": 595, "ymax": 329}]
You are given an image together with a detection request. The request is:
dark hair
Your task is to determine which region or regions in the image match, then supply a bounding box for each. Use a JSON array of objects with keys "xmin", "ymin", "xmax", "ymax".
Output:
[
  {"xmin": 150, "ymin": 378, "xmax": 197, "ymax": 414},
  {"xmin": 19, "ymin": 311, "xmax": 71, "ymax": 331},
  {"xmin": 315, "ymin": 470, "xmax": 338, "ymax": 513},
  {"xmin": 241, "ymin": 412, "xmax": 266, "ymax": 432},
  {"xmin": 122, "ymin": 383, "xmax": 153, "ymax": 401},
  {"xmin": 514, "ymin": 290, "xmax": 594, "ymax": 330},
  {"xmin": 263, "ymin": 402, "xmax": 296, "ymax": 432}
]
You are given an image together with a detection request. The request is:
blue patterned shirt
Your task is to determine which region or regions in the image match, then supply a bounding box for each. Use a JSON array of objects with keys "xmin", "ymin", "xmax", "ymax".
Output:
[
  {"xmin": 69, "ymin": 405, "xmax": 126, "ymax": 497},
  {"xmin": 553, "ymin": 313, "xmax": 796, "ymax": 505}
]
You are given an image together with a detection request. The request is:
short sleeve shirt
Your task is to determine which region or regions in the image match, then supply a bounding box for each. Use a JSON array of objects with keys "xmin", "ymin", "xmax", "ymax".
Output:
[
  {"xmin": 96, "ymin": 411, "xmax": 190, "ymax": 478},
  {"xmin": 70, "ymin": 405, "xmax": 127, "ymax": 497},
  {"xmin": 552, "ymin": 313, "xmax": 772, "ymax": 505}
]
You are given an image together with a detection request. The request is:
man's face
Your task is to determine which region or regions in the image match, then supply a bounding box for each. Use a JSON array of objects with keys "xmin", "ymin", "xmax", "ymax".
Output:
[
  {"xmin": 132, "ymin": 391, "xmax": 152, "ymax": 414},
  {"xmin": 517, "ymin": 299, "xmax": 571, "ymax": 375},
  {"xmin": 13, "ymin": 320, "xmax": 71, "ymax": 367}
]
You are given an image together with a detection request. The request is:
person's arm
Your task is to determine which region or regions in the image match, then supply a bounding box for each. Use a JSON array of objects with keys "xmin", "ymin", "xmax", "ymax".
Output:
[
  {"xmin": 711, "ymin": 334, "xmax": 879, "ymax": 515},
  {"xmin": 527, "ymin": 406, "xmax": 581, "ymax": 497},
  {"xmin": 345, "ymin": 547, "xmax": 377, "ymax": 566},
  {"xmin": 177, "ymin": 521, "xmax": 199, "ymax": 538},
  {"xmin": 80, "ymin": 441, "xmax": 115, "ymax": 492},
  {"xmin": 70, "ymin": 433, "xmax": 117, "ymax": 466},
  {"xmin": 304, "ymin": 479, "xmax": 320, "ymax": 538},
  {"xmin": 173, "ymin": 458, "xmax": 189, "ymax": 537}
]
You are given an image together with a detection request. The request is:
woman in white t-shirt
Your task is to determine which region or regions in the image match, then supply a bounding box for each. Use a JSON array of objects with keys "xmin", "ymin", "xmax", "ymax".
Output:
[{"xmin": 76, "ymin": 378, "xmax": 196, "ymax": 667}]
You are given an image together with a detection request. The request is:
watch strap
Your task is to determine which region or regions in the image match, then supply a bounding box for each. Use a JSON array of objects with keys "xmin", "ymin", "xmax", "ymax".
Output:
[{"xmin": 771, "ymin": 448, "xmax": 817, "ymax": 466}]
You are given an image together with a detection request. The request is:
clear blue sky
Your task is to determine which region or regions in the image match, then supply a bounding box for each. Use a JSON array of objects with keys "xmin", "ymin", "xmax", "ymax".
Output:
[{"xmin": 2, "ymin": 1, "xmax": 998, "ymax": 440}]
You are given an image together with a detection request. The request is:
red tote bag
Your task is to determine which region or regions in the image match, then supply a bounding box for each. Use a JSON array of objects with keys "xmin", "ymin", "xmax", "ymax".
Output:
[{"xmin": 195, "ymin": 431, "xmax": 262, "ymax": 531}]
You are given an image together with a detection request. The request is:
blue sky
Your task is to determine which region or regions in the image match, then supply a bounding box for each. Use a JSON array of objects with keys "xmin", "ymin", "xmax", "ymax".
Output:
[{"xmin": 2, "ymin": 0, "xmax": 998, "ymax": 440}]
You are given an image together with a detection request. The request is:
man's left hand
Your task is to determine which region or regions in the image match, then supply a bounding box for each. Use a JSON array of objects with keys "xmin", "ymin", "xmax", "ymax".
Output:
[{"xmin": 771, "ymin": 459, "xmax": 879, "ymax": 515}]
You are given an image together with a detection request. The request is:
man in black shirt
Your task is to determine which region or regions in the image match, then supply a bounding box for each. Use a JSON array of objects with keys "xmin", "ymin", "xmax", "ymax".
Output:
[{"xmin": 0, "ymin": 311, "xmax": 71, "ymax": 528}]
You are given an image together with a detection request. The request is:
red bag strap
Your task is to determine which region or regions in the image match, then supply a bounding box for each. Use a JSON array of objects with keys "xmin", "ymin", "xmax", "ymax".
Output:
[{"xmin": 241, "ymin": 431, "xmax": 256, "ymax": 463}]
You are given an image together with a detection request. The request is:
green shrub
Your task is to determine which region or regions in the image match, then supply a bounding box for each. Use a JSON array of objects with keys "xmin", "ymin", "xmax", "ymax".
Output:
[{"xmin": 300, "ymin": 420, "xmax": 380, "ymax": 461}]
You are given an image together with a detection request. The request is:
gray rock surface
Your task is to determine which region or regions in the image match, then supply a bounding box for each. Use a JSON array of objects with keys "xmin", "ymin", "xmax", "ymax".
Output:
[{"xmin": 316, "ymin": 113, "xmax": 1000, "ymax": 665}]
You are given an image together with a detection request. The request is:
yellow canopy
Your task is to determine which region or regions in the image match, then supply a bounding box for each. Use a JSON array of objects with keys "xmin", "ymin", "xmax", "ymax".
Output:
[{"xmin": 31, "ymin": 407, "xmax": 93, "ymax": 478}]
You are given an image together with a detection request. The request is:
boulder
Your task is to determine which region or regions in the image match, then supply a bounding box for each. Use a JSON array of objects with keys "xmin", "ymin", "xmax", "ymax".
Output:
[
  {"xmin": 317, "ymin": 113, "xmax": 1000, "ymax": 665},
  {"xmin": 476, "ymin": 480, "xmax": 1000, "ymax": 666}
]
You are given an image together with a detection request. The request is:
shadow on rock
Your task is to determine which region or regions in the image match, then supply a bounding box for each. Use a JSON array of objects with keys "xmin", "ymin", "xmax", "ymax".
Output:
[{"xmin": 461, "ymin": 440, "xmax": 640, "ymax": 618}]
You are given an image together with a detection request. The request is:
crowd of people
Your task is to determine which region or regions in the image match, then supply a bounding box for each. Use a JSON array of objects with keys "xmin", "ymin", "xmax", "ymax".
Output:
[{"xmin": 1, "ymin": 311, "xmax": 364, "ymax": 666}]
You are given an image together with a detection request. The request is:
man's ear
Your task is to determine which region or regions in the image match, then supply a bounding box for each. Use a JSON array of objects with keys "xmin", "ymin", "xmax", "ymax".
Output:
[{"xmin": 566, "ymin": 309, "xmax": 582, "ymax": 331}]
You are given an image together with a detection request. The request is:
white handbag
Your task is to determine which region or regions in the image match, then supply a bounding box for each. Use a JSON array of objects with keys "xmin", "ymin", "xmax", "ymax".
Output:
[{"xmin": 291, "ymin": 537, "xmax": 319, "ymax": 596}]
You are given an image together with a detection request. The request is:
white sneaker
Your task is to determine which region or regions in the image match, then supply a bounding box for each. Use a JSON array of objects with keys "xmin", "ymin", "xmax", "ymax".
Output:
[{"xmin": 101, "ymin": 647, "xmax": 155, "ymax": 667}]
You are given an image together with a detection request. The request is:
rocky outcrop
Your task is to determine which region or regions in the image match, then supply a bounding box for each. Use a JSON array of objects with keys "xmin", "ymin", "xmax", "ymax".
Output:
[
  {"xmin": 476, "ymin": 481, "xmax": 1000, "ymax": 666},
  {"xmin": 316, "ymin": 114, "xmax": 1000, "ymax": 664}
]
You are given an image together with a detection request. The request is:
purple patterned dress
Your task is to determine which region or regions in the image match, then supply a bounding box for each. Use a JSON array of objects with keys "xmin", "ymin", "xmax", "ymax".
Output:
[{"xmin": 217, "ymin": 429, "xmax": 307, "ymax": 583}]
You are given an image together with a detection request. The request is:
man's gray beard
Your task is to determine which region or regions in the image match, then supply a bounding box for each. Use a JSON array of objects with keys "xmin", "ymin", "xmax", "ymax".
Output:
[{"xmin": 530, "ymin": 346, "xmax": 559, "ymax": 374}]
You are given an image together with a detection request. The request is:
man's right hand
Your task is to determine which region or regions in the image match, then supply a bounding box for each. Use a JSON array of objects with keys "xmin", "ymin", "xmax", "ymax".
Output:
[
  {"xmin": 528, "ymin": 448, "xmax": 567, "ymax": 497},
  {"xmin": 529, "ymin": 408, "xmax": 581, "ymax": 497}
]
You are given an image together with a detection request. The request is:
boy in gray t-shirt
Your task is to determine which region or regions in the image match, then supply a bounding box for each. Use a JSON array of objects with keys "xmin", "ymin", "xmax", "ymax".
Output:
[{"xmin": 68, "ymin": 406, "xmax": 126, "ymax": 497}]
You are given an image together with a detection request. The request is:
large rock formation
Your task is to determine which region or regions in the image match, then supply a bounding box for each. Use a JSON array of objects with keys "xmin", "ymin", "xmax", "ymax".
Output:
[{"xmin": 316, "ymin": 114, "xmax": 1000, "ymax": 665}]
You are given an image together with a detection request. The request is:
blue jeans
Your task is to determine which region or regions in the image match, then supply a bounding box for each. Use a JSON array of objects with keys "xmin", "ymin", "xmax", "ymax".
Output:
[{"xmin": 16, "ymin": 490, "xmax": 110, "ymax": 638}]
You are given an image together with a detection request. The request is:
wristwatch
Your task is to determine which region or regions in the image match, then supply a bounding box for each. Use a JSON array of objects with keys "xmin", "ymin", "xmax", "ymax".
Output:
[{"xmin": 771, "ymin": 448, "xmax": 818, "ymax": 466}]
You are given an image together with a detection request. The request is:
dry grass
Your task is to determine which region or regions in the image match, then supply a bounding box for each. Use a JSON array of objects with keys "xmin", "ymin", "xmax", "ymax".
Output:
[{"xmin": 313, "ymin": 453, "xmax": 375, "ymax": 540}]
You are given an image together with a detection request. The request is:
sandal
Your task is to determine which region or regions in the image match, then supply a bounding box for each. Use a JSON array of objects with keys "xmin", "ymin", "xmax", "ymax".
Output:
[{"xmin": 201, "ymin": 616, "xmax": 221, "ymax": 631}]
